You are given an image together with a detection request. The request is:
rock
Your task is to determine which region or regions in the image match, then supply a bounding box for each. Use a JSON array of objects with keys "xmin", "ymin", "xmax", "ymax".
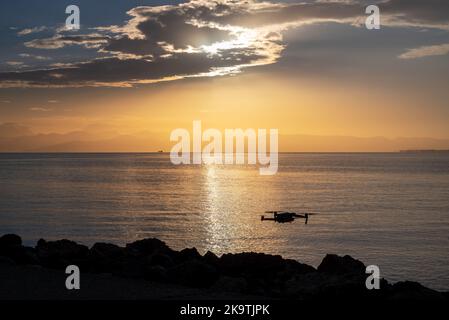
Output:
[
  {"xmin": 0, "ymin": 234, "xmax": 38, "ymax": 265},
  {"xmin": 177, "ymin": 247, "xmax": 202, "ymax": 262},
  {"xmin": 212, "ymin": 276, "xmax": 248, "ymax": 293},
  {"xmin": 0, "ymin": 234, "xmax": 22, "ymax": 247},
  {"xmin": 19, "ymin": 247, "xmax": 39, "ymax": 265},
  {"xmin": 90, "ymin": 243, "xmax": 124, "ymax": 259},
  {"xmin": 0, "ymin": 256, "xmax": 16, "ymax": 266},
  {"xmin": 115, "ymin": 256, "xmax": 146, "ymax": 278},
  {"xmin": 203, "ymin": 251, "xmax": 220, "ymax": 266},
  {"xmin": 443, "ymin": 291, "xmax": 449, "ymax": 300},
  {"xmin": 88, "ymin": 242, "xmax": 125, "ymax": 272},
  {"xmin": 125, "ymin": 238, "xmax": 173, "ymax": 257},
  {"xmin": 317, "ymin": 254, "xmax": 366, "ymax": 275},
  {"xmin": 1, "ymin": 234, "xmax": 447, "ymax": 301},
  {"xmin": 388, "ymin": 281, "xmax": 446, "ymax": 301},
  {"xmin": 144, "ymin": 265, "xmax": 168, "ymax": 281},
  {"xmin": 36, "ymin": 239, "xmax": 89, "ymax": 269},
  {"xmin": 285, "ymin": 271, "xmax": 375, "ymax": 300},
  {"xmin": 284, "ymin": 259, "xmax": 317, "ymax": 274},
  {"xmin": 169, "ymin": 259, "xmax": 219, "ymax": 288},
  {"xmin": 219, "ymin": 252, "xmax": 291, "ymax": 278},
  {"xmin": 148, "ymin": 253, "xmax": 175, "ymax": 269},
  {"xmin": 216, "ymin": 253, "xmax": 316, "ymax": 296},
  {"xmin": 284, "ymin": 272, "xmax": 327, "ymax": 298}
]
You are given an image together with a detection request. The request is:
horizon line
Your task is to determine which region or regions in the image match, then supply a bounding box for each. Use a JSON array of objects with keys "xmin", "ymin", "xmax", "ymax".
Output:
[{"xmin": 1, "ymin": 150, "xmax": 449, "ymax": 155}]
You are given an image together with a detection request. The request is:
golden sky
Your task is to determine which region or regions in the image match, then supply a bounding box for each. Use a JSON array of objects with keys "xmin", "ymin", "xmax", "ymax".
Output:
[{"xmin": 1, "ymin": 0, "xmax": 449, "ymax": 151}]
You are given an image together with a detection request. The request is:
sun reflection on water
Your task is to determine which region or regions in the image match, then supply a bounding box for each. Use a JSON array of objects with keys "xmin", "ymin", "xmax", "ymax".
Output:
[{"xmin": 204, "ymin": 164, "xmax": 225, "ymax": 253}]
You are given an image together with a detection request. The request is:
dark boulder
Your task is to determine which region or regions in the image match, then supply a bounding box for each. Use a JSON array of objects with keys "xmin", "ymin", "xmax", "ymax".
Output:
[
  {"xmin": 212, "ymin": 275, "xmax": 248, "ymax": 293},
  {"xmin": 114, "ymin": 256, "xmax": 146, "ymax": 278},
  {"xmin": 169, "ymin": 259, "xmax": 219, "ymax": 288},
  {"xmin": 0, "ymin": 234, "xmax": 22, "ymax": 247},
  {"xmin": 0, "ymin": 234, "xmax": 38, "ymax": 265},
  {"xmin": 125, "ymin": 238, "xmax": 173, "ymax": 257},
  {"xmin": 37, "ymin": 238, "xmax": 46, "ymax": 247},
  {"xmin": 203, "ymin": 251, "xmax": 220, "ymax": 267},
  {"xmin": 284, "ymin": 271, "xmax": 379, "ymax": 300},
  {"xmin": 219, "ymin": 252, "xmax": 290, "ymax": 278},
  {"xmin": 284, "ymin": 272, "xmax": 327, "ymax": 298},
  {"xmin": 284, "ymin": 259, "xmax": 316, "ymax": 275},
  {"xmin": 0, "ymin": 234, "xmax": 22, "ymax": 259},
  {"xmin": 88, "ymin": 242, "xmax": 125, "ymax": 273},
  {"xmin": 177, "ymin": 247, "xmax": 202, "ymax": 263},
  {"xmin": 18, "ymin": 246, "xmax": 39, "ymax": 265},
  {"xmin": 90, "ymin": 243, "xmax": 124, "ymax": 258},
  {"xmin": 0, "ymin": 256, "xmax": 16, "ymax": 266},
  {"xmin": 36, "ymin": 239, "xmax": 89, "ymax": 269},
  {"xmin": 318, "ymin": 254, "xmax": 366, "ymax": 275},
  {"xmin": 148, "ymin": 253, "xmax": 175, "ymax": 269},
  {"xmin": 387, "ymin": 281, "xmax": 446, "ymax": 301},
  {"xmin": 144, "ymin": 265, "xmax": 168, "ymax": 282}
]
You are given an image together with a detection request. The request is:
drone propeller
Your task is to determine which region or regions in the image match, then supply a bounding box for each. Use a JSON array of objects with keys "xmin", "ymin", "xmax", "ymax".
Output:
[{"xmin": 265, "ymin": 211, "xmax": 319, "ymax": 215}]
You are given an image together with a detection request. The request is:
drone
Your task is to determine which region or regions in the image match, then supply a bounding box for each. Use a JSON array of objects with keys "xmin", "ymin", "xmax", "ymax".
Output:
[{"xmin": 261, "ymin": 211, "xmax": 317, "ymax": 224}]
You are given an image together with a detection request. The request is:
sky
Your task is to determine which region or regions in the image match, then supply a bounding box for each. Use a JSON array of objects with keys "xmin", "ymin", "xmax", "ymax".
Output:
[{"xmin": 0, "ymin": 0, "xmax": 448, "ymax": 152}]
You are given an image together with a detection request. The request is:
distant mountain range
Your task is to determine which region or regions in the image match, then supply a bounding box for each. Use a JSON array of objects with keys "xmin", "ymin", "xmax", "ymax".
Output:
[
  {"xmin": 1, "ymin": 122, "xmax": 449, "ymax": 152},
  {"xmin": 280, "ymin": 134, "xmax": 449, "ymax": 152}
]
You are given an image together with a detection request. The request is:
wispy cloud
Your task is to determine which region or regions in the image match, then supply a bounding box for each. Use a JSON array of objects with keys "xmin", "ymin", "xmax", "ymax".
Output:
[
  {"xmin": 18, "ymin": 26, "xmax": 48, "ymax": 36},
  {"xmin": 19, "ymin": 53, "xmax": 51, "ymax": 61},
  {"xmin": 25, "ymin": 34, "xmax": 110, "ymax": 50},
  {"xmin": 399, "ymin": 43, "xmax": 449, "ymax": 59},
  {"xmin": 5, "ymin": 61, "xmax": 24, "ymax": 66},
  {"xmin": 29, "ymin": 107, "xmax": 52, "ymax": 112}
]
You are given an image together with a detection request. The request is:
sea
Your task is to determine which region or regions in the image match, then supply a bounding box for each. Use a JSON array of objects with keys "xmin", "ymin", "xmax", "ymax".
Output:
[{"xmin": 0, "ymin": 152, "xmax": 448, "ymax": 291}]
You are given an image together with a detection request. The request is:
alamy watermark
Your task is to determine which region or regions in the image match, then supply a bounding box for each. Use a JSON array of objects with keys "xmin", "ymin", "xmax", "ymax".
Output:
[
  {"xmin": 366, "ymin": 265, "xmax": 380, "ymax": 290},
  {"xmin": 65, "ymin": 5, "xmax": 80, "ymax": 30},
  {"xmin": 365, "ymin": 5, "xmax": 381, "ymax": 30},
  {"xmin": 65, "ymin": 265, "xmax": 80, "ymax": 290},
  {"xmin": 170, "ymin": 121, "xmax": 279, "ymax": 175}
]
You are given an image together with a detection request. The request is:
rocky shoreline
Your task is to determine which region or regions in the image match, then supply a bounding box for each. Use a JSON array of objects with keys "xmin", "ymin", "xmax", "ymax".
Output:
[{"xmin": 0, "ymin": 234, "xmax": 447, "ymax": 301}]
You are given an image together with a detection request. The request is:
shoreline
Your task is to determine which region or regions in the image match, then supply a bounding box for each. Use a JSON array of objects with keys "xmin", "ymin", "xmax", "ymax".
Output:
[{"xmin": 1, "ymin": 234, "xmax": 447, "ymax": 301}]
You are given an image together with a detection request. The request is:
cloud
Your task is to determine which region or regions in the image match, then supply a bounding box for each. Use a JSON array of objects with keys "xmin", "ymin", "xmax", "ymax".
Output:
[
  {"xmin": 4, "ymin": 61, "xmax": 29, "ymax": 70},
  {"xmin": 1, "ymin": 0, "xmax": 449, "ymax": 88},
  {"xmin": 29, "ymin": 107, "xmax": 52, "ymax": 112},
  {"xmin": 0, "ymin": 51, "xmax": 266, "ymax": 88},
  {"xmin": 25, "ymin": 34, "xmax": 110, "ymax": 49},
  {"xmin": 18, "ymin": 26, "xmax": 48, "ymax": 36},
  {"xmin": 399, "ymin": 43, "xmax": 449, "ymax": 59},
  {"xmin": 382, "ymin": 0, "xmax": 449, "ymax": 30},
  {"xmin": 19, "ymin": 53, "xmax": 52, "ymax": 61},
  {"xmin": 5, "ymin": 61, "xmax": 24, "ymax": 66}
]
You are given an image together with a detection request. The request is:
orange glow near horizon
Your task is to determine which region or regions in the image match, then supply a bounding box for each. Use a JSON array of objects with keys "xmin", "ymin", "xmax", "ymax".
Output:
[{"xmin": 2, "ymin": 72, "xmax": 449, "ymax": 152}]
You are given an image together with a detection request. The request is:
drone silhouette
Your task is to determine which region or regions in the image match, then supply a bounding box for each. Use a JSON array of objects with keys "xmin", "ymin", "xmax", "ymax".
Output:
[{"xmin": 261, "ymin": 211, "xmax": 317, "ymax": 224}]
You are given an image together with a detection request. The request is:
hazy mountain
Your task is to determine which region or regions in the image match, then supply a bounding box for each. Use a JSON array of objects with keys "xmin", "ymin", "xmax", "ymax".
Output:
[
  {"xmin": 280, "ymin": 134, "xmax": 449, "ymax": 152},
  {"xmin": 0, "ymin": 123, "xmax": 34, "ymax": 138},
  {"xmin": 1, "ymin": 123, "xmax": 449, "ymax": 152}
]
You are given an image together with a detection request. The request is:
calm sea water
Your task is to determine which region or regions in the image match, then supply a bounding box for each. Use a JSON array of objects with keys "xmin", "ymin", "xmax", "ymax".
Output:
[{"xmin": 0, "ymin": 153, "xmax": 448, "ymax": 290}]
